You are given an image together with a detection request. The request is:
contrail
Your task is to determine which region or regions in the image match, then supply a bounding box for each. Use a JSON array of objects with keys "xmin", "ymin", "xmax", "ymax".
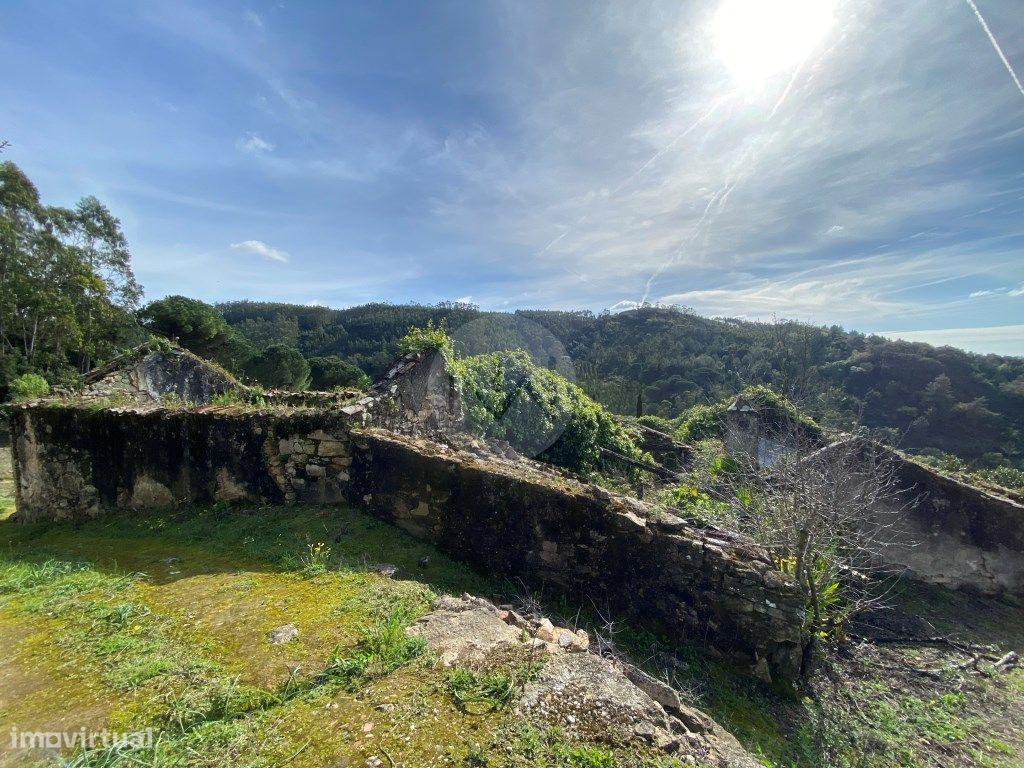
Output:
[
  {"xmin": 610, "ymin": 99, "xmax": 724, "ymax": 197},
  {"xmin": 536, "ymin": 99, "xmax": 724, "ymax": 259},
  {"xmin": 964, "ymin": 0, "xmax": 1024, "ymax": 99},
  {"xmin": 769, "ymin": 56, "xmax": 808, "ymax": 119},
  {"xmin": 640, "ymin": 183, "xmax": 728, "ymax": 303}
]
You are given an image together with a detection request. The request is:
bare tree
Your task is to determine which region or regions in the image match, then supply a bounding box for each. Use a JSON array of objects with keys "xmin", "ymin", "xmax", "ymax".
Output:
[{"xmin": 735, "ymin": 428, "xmax": 913, "ymax": 659}]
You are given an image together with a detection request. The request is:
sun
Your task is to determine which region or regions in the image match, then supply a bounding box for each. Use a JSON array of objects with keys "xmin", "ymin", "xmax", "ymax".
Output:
[{"xmin": 711, "ymin": 0, "xmax": 835, "ymax": 86}]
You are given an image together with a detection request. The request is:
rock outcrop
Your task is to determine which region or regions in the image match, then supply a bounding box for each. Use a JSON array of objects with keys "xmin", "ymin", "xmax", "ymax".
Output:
[{"xmin": 409, "ymin": 595, "xmax": 761, "ymax": 768}]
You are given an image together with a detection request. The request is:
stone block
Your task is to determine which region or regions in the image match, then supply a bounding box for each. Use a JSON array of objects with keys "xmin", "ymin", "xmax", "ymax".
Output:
[{"xmin": 317, "ymin": 439, "xmax": 348, "ymax": 457}]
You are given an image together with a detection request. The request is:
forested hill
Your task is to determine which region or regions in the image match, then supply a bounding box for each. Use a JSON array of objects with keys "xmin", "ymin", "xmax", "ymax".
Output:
[{"xmin": 216, "ymin": 301, "xmax": 1024, "ymax": 464}]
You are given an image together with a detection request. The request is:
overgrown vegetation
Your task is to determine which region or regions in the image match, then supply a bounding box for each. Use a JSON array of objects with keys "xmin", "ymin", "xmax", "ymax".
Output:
[
  {"xmin": 390, "ymin": 322, "xmax": 651, "ymax": 478},
  {"xmin": 456, "ymin": 349, "xmax": 651, "ymax": 477},
  {"xmin": 7, "ymin": 371, "xmax": 50, "ymax": 401},
  {"xmin": 675, "ymin": 384, "xmax": 826, "ymax": 444}
]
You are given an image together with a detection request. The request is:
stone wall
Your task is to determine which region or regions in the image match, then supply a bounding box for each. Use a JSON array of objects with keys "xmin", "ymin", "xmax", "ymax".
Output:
[
  {"xmin": 9, "ymin": 401, "xmax": 805, "ymax": 684},
  {"xmin": 345, "ymin": 348, "xmax": 464, "ymax": 435},
  {"xmin": 82, "ymin": 345, "xmax": 241, "ymax": 404},
  {"xmin": 884, "ymin": 449, "xmax": 1024, "ymax": 600},
  {"xmin": 10, "ymin": 404, "xmax": 357, "ymax": 518},
  {"xmin": 347, "ymin": 429, "xmax": 805, "ymax": 683},
  {"xmin": 794, "ymin": 438, "xmax": 1024, "ymax": 601}
]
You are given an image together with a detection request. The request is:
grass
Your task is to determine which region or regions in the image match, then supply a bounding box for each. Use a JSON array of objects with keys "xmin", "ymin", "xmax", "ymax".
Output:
[
  {"xmin": 302, "ymin": 603, "xmax": 427, "ymax": 693},
  {"xmin": 0, "ymin": 501, "xmax": 689, "ymax": 768},
  {"xmin": 446, "ymin": 667, "xmax": 518, "ymax": 713}
]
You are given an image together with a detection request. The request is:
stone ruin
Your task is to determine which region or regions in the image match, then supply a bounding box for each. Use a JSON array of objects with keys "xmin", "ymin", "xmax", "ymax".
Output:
[
  {"xmin": 11, "ymin": 341, "xmax": 1024, "ymax": 695},
  {"xmin": 9, "ymin": 344, "xmax": 807, "ymax": 689},
  {"xmin": 724, "ymin": 400, "xmax": 1024, "ymax": 600},
  {"xmin": 82, "ymin": 343, "xmax": 240, "ymax": 403}
]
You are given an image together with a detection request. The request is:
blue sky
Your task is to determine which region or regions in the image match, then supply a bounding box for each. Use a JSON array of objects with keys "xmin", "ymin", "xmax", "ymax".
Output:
[{"xmin": 3, "ymin": 1, "xmax": 1023, "ymax": 355}]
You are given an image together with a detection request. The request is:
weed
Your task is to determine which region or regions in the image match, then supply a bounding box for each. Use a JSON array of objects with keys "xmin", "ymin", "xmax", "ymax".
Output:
[
  {"xmin": 303, "ymin": 603, "xmax": 426, "ymax": 693},
  {"xmin": 463, "ymin": 744, "xmax": 490, "ymax": 766},
  {"xmin": 446, "ymin": 667, "xmax": 517, "ymax": 713},
  {"xmin": 298, "ymin": 540, "xmax": 332, "ymax": 577},
  {"xmin": 553, "ymin": 743, "xmax": 617, "ymax": 767}
]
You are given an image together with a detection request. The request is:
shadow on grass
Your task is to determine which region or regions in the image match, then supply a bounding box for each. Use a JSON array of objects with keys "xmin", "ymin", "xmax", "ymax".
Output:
[{"xmin": 0, "ymin": 502, "xmax": 495, "ymax": 598}]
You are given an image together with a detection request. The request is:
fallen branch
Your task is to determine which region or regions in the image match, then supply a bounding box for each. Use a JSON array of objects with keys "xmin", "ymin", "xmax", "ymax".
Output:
[
  {"xmin": 599, "ymin": 447, "xmax": 677, "ymax": 479},
  {"xmin": 993, "ymin": 651, "xmax": 1019, "ymax": 673},
  {"xmin": 850, "ymin": 634, "xmax": 997, "ymax": 656}
]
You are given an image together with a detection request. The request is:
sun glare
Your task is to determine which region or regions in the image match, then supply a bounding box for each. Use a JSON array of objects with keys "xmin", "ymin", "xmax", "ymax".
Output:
[{"xmin": 712, "ymin": 0, "xmax": 835, "ymax": 86}]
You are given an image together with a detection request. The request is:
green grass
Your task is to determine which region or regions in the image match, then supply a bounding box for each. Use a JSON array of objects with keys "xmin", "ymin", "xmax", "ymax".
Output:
[
  {"xmin": 302, "ymin": 603, "xmax": 427, "ymax": 693},
  {"xmin": 0, "ymin": 502, "xmax": 695, "ymax": 768}
]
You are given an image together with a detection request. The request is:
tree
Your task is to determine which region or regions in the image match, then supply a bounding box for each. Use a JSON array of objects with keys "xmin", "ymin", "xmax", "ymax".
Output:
[
  {"xmin": 246, "ymin": 344, "xmax": 310, "ymax": 390},
  {"xmin": 0, "ymin": 161, "xmax": 144, "ymax": 383},
  {"xmin": 738, "ymin": 432, "xmax": 909, "ymax": 661},
  {"xmin": 138, "ymin": 295, "xmax": 257, "ymax": 375},
  {"xmin": 72, "ymin": 196, "xmax": 142, "ymax": 371},
  {"xmin": 138, "ymin": 296, "xmax": 233, "ymax": 355},
  {"xmin": 923, "ymin": 373, "xmax": 955, "ymax": 413},
  {"xmin": 308, "ymin": 355, "xmax": 370, "ymax": 390}
]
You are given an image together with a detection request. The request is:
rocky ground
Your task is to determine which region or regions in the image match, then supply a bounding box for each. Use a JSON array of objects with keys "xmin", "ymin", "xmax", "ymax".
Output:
[{"xmin": 406, "ymin": 594, "xmax": 757, "ymax": 767}]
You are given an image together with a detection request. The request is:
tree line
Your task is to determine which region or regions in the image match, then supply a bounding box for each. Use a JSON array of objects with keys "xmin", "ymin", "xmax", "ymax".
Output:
[{"xmin": 211, "ymin": 300, "xmax": 1024, "ymax": 467}]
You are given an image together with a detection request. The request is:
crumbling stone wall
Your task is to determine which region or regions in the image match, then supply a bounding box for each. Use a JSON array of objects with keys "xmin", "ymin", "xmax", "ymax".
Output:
[
  {"xmin": 82, "ymin": 346, "xmax": 241, "ymax": 404},
  {"xmin": 9, "ymin": 401, "xmax": 805, "ymax": 684},
  {"xmin": 347, "ymin": 429, "xmax": 805, "ymax": 684},
  {"xmin": 884, "ymin": 450, "xmax": 1024, "ymax": 600},
  {"xmin": 348, "ymin": 348, "xmax": 463, "ymax": 435},
  {"xmin": 9, "ymin": 405, "xmax": 363, "ymax": 518}
]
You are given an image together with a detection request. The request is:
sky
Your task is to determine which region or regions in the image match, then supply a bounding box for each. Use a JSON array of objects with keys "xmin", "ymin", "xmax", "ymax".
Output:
[{"xmin": 2, "ymin": 1, "xmax": 1023, "ymax": 356}]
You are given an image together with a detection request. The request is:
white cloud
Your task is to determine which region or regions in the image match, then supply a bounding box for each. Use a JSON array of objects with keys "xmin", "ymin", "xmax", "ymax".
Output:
[
  {"xmin": 607, "ymin": 300, "xmax": 642, "ymax": 312},
  {"xmin": 236, "ymin": 133, "xmax": 274, "ymax": 154},
  {"xmin": 244, "ymin": 10, "xmax": 264, "ymax": 29},
  {"xmin": 230, "ymin": 240, "xmax": 289, "ymax": 263},
  {"xmin": 1010, "ymin": 284, "xmax": 1024, "ymax": 297}
]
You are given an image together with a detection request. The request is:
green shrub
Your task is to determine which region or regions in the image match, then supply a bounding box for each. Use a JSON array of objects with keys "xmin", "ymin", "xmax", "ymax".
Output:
[
  {"xmin": 677, "ymin": 402, "xmax": 723, "ymax": 442},
  {"xmin": 308, "ymin": 355, "xmax": 370, "ymax": 390},
  {"xmin": 676, "ymin": 385, "xmax": 824, "ymax": 444},
  {"xmin": 980, "ymin": 465, "xmax": 1024, "ymax": 491},
  {"xmin": 397, "ymin": 320, "xmax": 453, "ymax": 359},
  {"xmin": 455, "ymin": 349, "xmax": 650, "ymax": 476},
  {"xmin": 634, "ymin": 414, "xmax": 677, "ymax": 434},
  {"xmin": 244, "ymin": 344, "xmax": 310, "ymax": 390},
  {"xmin": 8, "ymin": 372, "xmax": 50, "ymax": 401}
]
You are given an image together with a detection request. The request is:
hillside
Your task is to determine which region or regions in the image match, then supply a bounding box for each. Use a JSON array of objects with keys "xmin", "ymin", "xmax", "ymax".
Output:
[{"xmin": 215, "ymin": 301, "xmax": 1024, "ymax": 465}]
